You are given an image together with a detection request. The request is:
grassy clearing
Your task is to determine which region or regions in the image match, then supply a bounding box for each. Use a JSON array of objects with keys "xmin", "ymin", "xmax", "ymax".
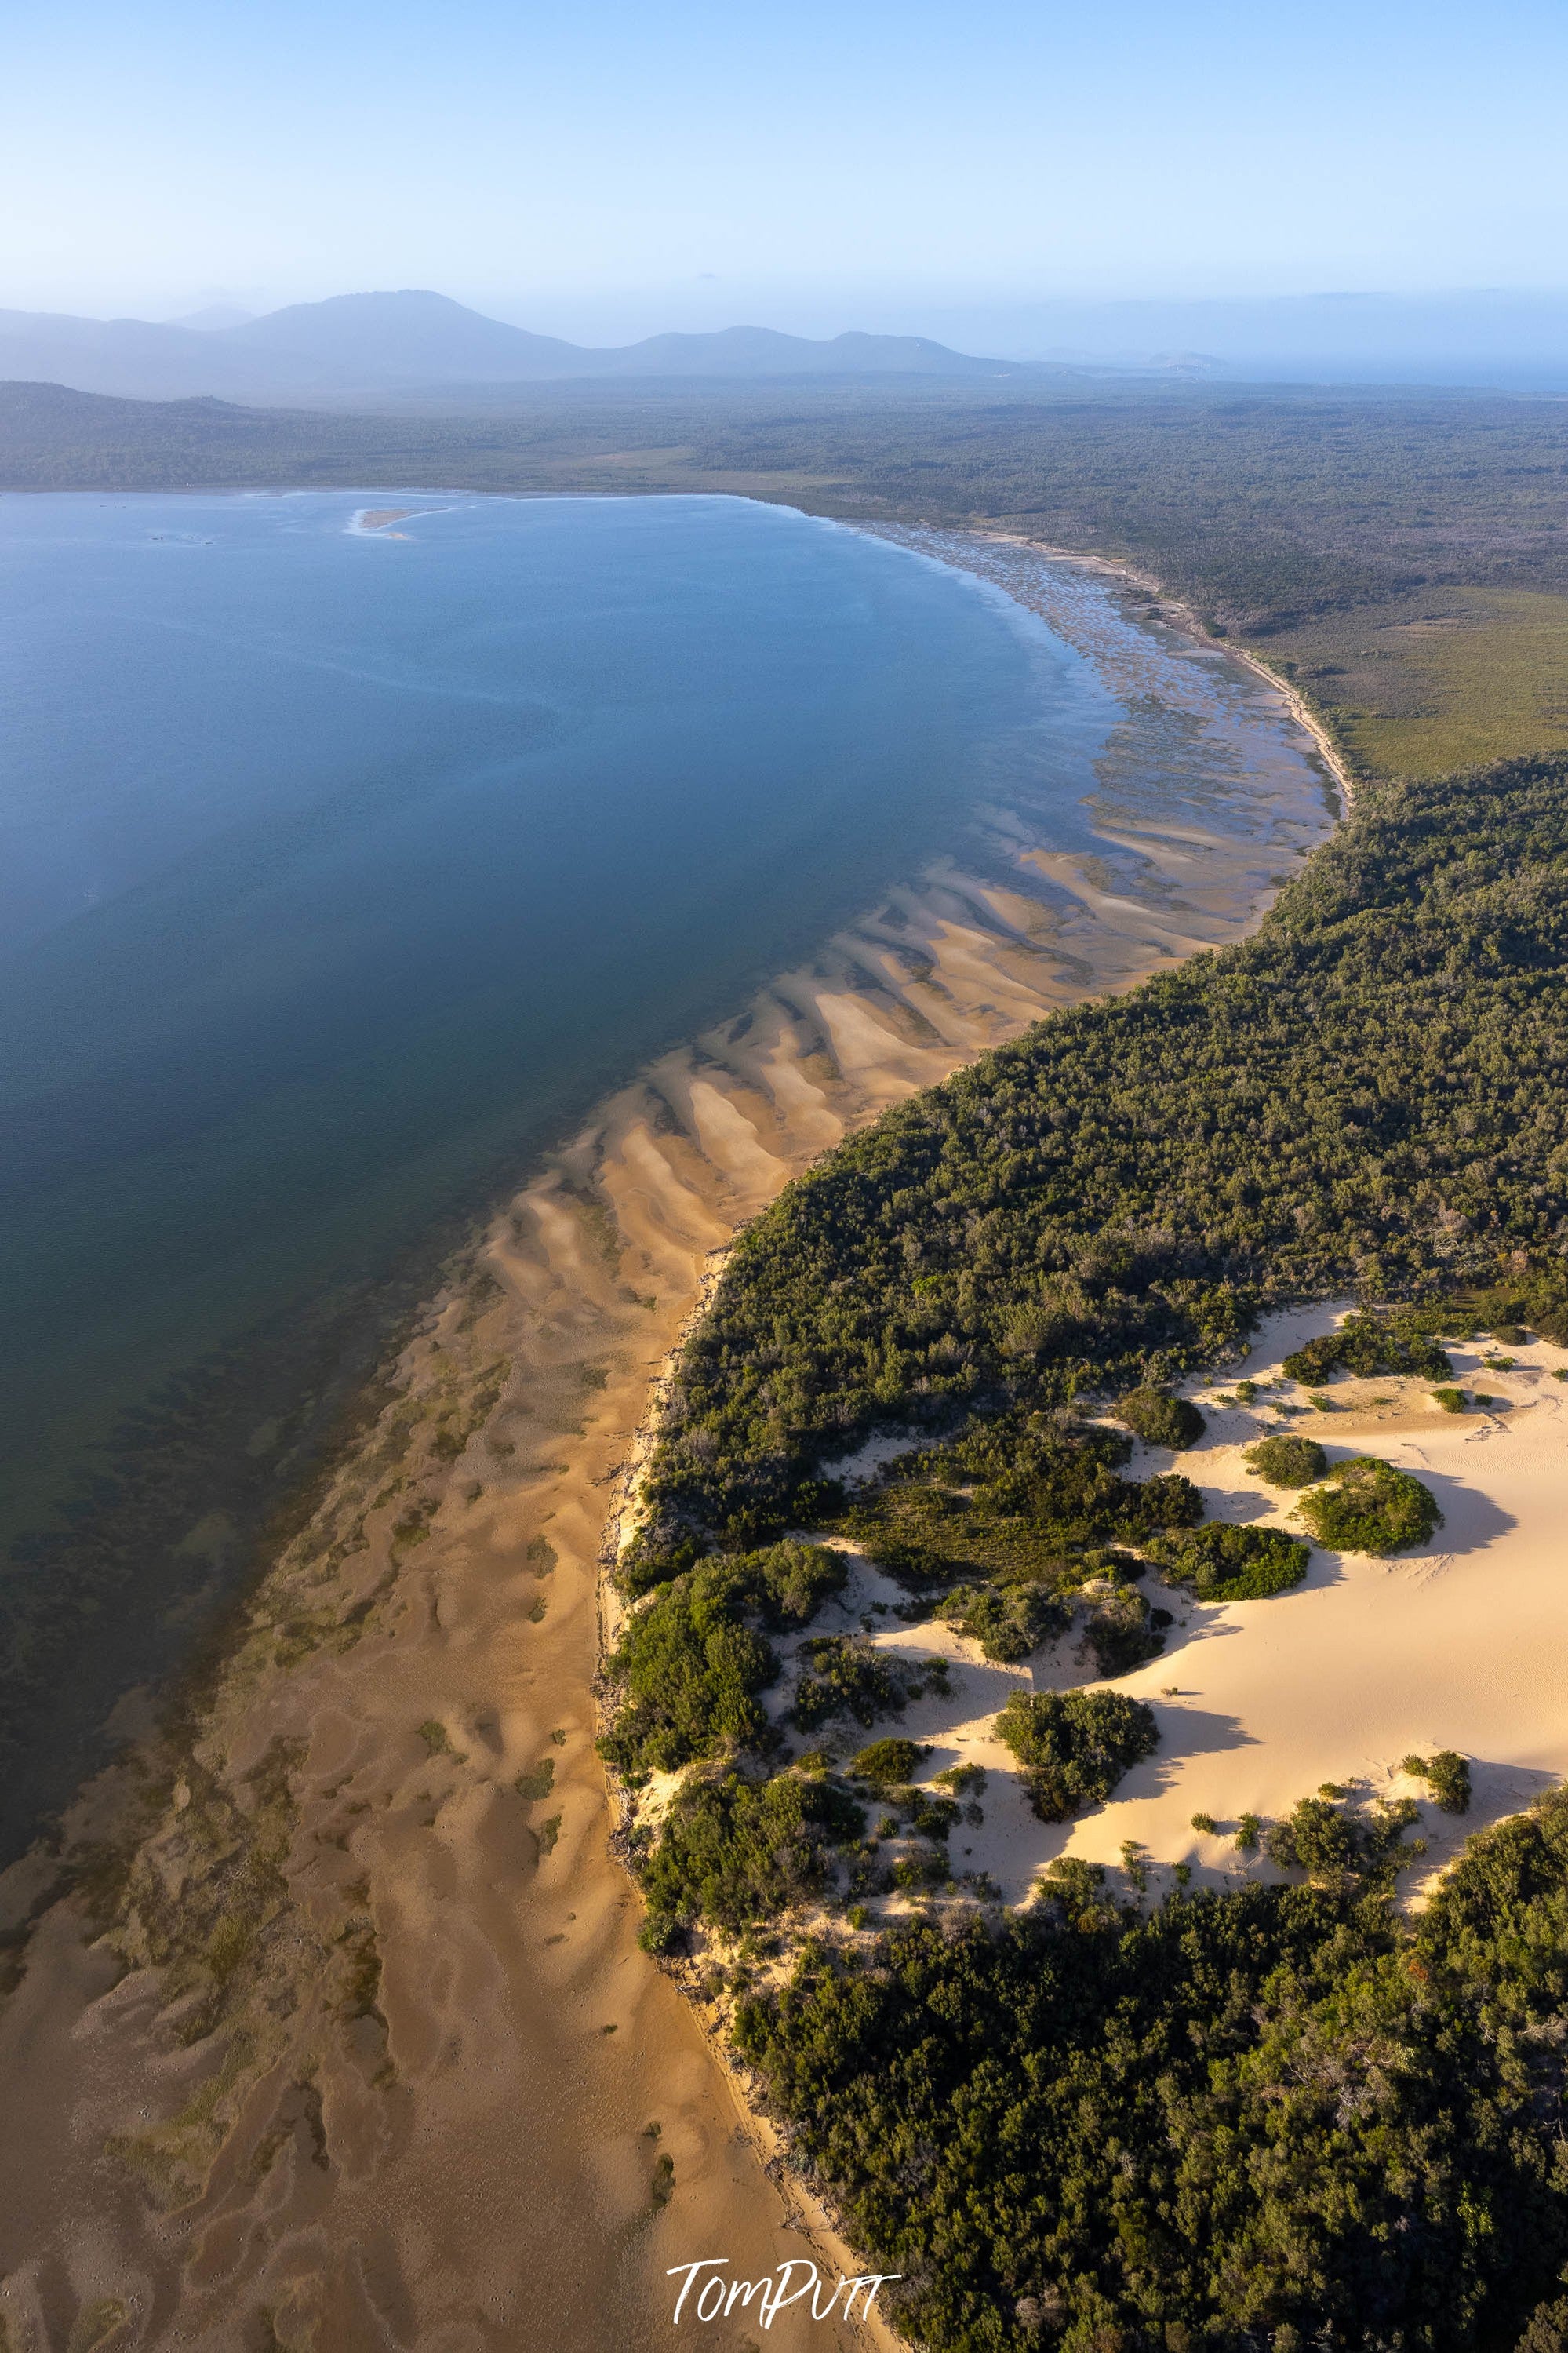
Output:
[{"xmin": 1271, "ymin": 587, "xmax": 1568, "ymax": 779}]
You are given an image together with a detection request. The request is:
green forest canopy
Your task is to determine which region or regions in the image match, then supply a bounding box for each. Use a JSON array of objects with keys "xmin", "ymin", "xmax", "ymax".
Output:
[{"xmin": 635, "ymin": 753, "xmax": 1568, "ymax": 1560}]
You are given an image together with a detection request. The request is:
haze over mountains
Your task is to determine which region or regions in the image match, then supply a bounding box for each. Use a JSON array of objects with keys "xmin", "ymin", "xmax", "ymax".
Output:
[
  {"xmin": 0, "ymin": 290, "xmax": 1058, "ymax": 406},
  {"xmin": 5, "ymin": 286, "xmax": 1568, "ymax": 411}
]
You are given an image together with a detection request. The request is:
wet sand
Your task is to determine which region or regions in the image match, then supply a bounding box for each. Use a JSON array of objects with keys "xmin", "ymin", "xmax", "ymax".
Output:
[{"xmin": 0, "ymin": 541, "xmax": 1337, "ymax": 2353}]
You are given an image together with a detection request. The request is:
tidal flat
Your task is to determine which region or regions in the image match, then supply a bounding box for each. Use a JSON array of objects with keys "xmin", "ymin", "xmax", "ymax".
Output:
[{"xmin": 0, "ymin": 517, "xmax": 1337, "ymax": 2351}]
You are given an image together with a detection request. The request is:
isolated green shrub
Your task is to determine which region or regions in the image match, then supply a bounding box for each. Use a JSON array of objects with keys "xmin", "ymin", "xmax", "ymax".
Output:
[
  {"xmin": 851, "ymin": 1737, "xmax": 926, "ymax": 1787},
  {"xmin": 995, "ymin": 1688, "xmax": 1158, "ymax": 1822},
  {"xmin": 1299, "ymin": 1456, "xmax": 1442, "ymax": 1555},
  {"xmin": 1432, "ymin": 1386, "xmax": 1466, "ymax": 1413},
  {"xmin": 1244, "ymin": 1433, "xmax": 1328, "ymax": 1487},
  {"xmin": 1118, "ymin": 1388, "xmax": 1206, "ymax": 1449},
  {"xmin": 1403, "ymin": 1749, "xmax": 1472, "ymax": 1814},
  {"xmin": 1147, "ymin": 1521, "xmax": 1310, "ymax": 1601}
]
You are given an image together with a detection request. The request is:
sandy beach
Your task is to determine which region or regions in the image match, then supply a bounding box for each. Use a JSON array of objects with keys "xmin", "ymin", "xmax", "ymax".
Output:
[{"xmin": 0, "ymin": 545, "xmax": 1340, "ymax": 2353}]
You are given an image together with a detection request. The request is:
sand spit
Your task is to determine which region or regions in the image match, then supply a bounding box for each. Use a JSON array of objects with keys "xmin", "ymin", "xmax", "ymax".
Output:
[
  {"xmin": 346, "ymin": 506, "xmax": 413, "ymax": 537},
  {"xmin": 0, "ymin": 565, "xmax": 1333, "ymax": 2353}
]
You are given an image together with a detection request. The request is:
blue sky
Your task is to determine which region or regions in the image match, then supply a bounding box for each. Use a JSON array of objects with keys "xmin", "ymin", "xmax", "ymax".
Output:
[{"xmin": 3, "ymin": 0, "xmax": 1564, "ymax": 333}]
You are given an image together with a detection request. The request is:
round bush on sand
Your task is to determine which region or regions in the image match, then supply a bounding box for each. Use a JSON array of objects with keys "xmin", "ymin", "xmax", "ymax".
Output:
[
  {"xmin": 1244, "ymin": 1433, "xmax": 1328, "ymax": 1488},
  {"xmin": 1118, "ymin": 1387, "xmax": 1205, "ymax": 1448},
  {"xmin": 1299, "ymin": 1456, "xmax": 1442, "ymax": 1555}
]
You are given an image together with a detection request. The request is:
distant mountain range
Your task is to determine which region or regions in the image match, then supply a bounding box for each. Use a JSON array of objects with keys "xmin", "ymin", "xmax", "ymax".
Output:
[
  {"xmin": 11, "ymin": 286, "xmax": 1562, "ymax": 410},
  {"xmin": 0, "ymin": 290, "xmax": 1064, "ymax": 406}
]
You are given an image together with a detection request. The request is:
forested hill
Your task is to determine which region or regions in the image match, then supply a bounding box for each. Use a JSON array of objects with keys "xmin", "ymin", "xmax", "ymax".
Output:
[{"xmin": 635, "ymin": 753, "xmax": 1568, "ymax": 1561}]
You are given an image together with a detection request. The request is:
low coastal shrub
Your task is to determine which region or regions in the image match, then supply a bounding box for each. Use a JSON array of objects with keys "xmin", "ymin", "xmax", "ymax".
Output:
[
  {"xmin": 599, "ymin": 1542, "xmax": 849, "ymax": 1776},
  {"xmin": 1432, "ymin": 1386, "xmax": 1467, "ymax": 1412},
  {"xmin": 1404, "ymin": 1749, "xmax": 1473, "ymax": 1813},
  {"xmin": 1116, "ymin": 1386, "xmax": 1206, "ymax": 1449},
  {"xmin": 933, "ymin": 1580, "xmax": 1064, "ymax": 1661},
  {"xmin": 831, "ymin": 1413, "xmax": 1204, "ymax": 1591},
  {"xmin": 1084, "ymin": 1588, "xmax": 1164, "ymax": 1675},
  {"xmin": 1244, "ymin": 1433, "xmax": 1328, "ymax": 1487},
  {"xmin": 1299, "ymin": 1455, "xmax": 1443, "ymax": 1555},
  {"xmin": 598, "ymin": 1563, "xmax": 777, "ymax": 1776},
  {"xmin": 1283, "ymin": 1311, "xmax": 1453, "ymax": 1387},
  {"xmin": 637, "ymin": 1768, "xmax": 865, "ymax": 1949},
  {"xmin": 789, "ymin": 1637, "xmax": 947, "ymax": 1732},
  {"xmin": 1264, "ymin": 1790, "xmax": 1419, "ymax": 1887},
  {"xmin": 1147, "ymin": 1520, "xmax": 1311, "ymax": 1601},
  {"xmin": 894, "ymin": 1788, "xmax": 960, "ymax": 1841},
  {"xmin": 850, "ymin": 1737, "xmax": 926, "ymax": 1786},
  {"xmin": 995, "ymin": 1687, "xmax": 1159, "ymax": 1822}
]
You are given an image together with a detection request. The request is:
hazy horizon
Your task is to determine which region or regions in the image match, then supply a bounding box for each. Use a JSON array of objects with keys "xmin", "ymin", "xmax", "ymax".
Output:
[
  {"xmin": 24, "ymin": 281, "xmax": 1568, "ymax": 352},
  {"xmin": 5, "ymin": 0, "xmax": 1563, "ymax": 330}
]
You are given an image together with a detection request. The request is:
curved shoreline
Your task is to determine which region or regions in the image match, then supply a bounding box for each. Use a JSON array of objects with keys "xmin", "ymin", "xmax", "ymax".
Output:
[
  {"xmin": 889, "ymin": 519, "xmax": 1357, "ymax": 818},
  {"xmin": 0, "ymin": 543, "xmax": 1341, "ymax": 2353}
]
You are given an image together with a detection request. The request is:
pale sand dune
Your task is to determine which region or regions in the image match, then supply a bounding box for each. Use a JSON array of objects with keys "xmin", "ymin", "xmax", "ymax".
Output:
[
  {"xmin": 0, "ymin": 549, "xmax": 1337, "ymax": 2353},
  {"xmin": 838, "ymin": 1306, "xmax": 1568, "ymax": 1915}
]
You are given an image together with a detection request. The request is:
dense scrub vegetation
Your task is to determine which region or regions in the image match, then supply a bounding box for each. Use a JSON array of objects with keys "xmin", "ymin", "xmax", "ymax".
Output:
[
  {"xmin": 637, "ymin": 1765, "xmax": 866, "ymax": 1948},
  {"xmin": 821, "ymin": 1413, "xmax": 1202, "ymax": 1591},
  {"xmin": 788, "ymin": 1634, "xmax": 948, "ymax": 1731},
  {"xmin": 1282, "ymin": 1311, "xmax": 1454, "ymax": 1385},
  {"xmin": 598, "ymin": 1541, "xmax": 845, "ymax": 1774},
  {"xmin": 637, "ymin": 756, "xmax": 1568, "ymax": 1560},
  {"xmin": 595, "ymin": 754, "xmax": 1568, "ymax": 2348},
  {"xmin": 736, "ymin": 1787, "xmax": 1568, "ymax": 2352}
]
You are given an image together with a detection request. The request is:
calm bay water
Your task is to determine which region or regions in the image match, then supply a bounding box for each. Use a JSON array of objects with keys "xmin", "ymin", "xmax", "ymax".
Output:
[
  {"xmin": 0, "ymin": 494, "xmax": 1090, "ymax": 1459},
  {"xmin": 1, "ymin": 489, "xmax": 1133, "ymax": 1836}
]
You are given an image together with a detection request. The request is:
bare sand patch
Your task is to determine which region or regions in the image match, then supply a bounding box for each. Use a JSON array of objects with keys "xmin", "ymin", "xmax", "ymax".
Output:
[{"xmin": 844, "ymin": 1306, "xmax": 1568, "ymax": 1918}]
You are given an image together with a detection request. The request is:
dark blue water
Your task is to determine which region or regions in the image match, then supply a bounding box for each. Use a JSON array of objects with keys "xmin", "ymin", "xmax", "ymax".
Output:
[{"xmin": 0, "ymin": 491, "xmax": 1098, "ymax": 1543}]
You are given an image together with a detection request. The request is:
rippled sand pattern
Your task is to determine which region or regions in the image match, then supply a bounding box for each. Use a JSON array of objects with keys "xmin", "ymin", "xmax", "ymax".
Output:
[{"xmin": 0, "ymin": 545, "xmax": 1338, "ymax": 2353}]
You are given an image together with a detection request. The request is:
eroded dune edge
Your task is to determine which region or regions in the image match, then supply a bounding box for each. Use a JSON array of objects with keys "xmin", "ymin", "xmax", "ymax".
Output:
[{"xmin": 0, "ymin": 558, "xmax": 1335, "ymax": 2353}]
